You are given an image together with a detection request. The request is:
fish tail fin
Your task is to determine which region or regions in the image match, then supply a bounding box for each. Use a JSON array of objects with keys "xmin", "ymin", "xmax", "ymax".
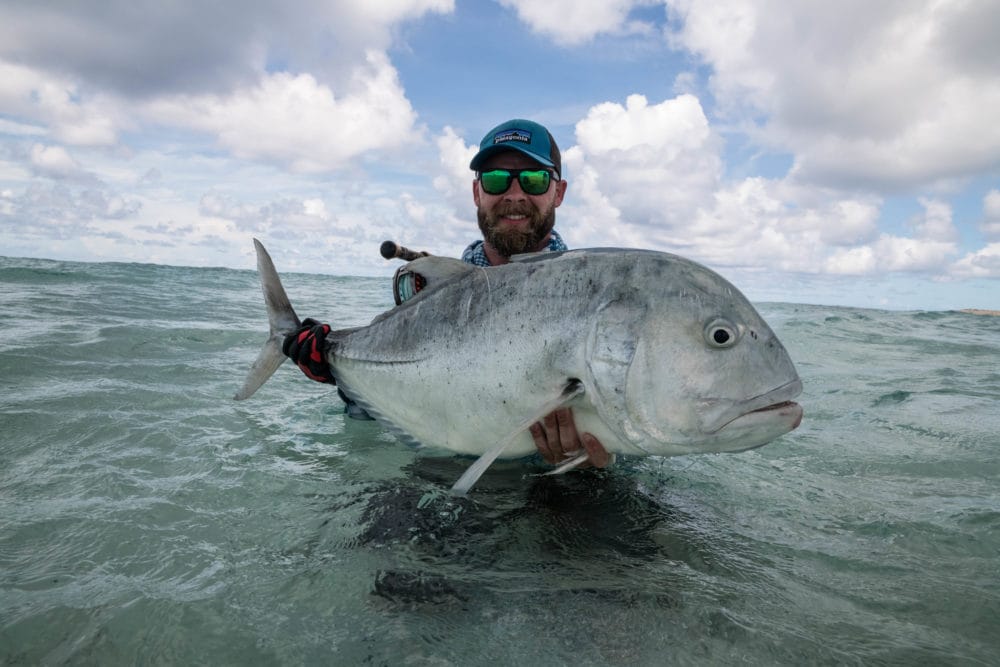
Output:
[{"xmin": 233, "ymin": 239, "xmax": 301, "ymax": 401}]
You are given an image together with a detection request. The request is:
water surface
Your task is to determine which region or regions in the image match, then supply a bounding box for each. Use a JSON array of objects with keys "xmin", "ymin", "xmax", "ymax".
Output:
[{"xmin": 1, "ymin": 256, "xmax": 998, "ymax": 665}]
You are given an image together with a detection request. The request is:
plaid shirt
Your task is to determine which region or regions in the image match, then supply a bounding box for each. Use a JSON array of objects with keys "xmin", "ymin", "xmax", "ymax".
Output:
[{"xmin": 460, "ymin": 230, "xmax": 568, "ymax": 267}]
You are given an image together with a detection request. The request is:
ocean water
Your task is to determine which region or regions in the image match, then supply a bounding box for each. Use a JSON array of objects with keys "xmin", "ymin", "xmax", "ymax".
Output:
[{"xmin": 1, "ymin": 254, "xmax": 998, "ymax": 666}]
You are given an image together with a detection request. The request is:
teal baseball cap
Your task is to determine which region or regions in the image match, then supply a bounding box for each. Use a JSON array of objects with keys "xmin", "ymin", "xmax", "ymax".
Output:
[{"xmin": 469, "ymin": 119, "xmax": 562, "ymax": 178}]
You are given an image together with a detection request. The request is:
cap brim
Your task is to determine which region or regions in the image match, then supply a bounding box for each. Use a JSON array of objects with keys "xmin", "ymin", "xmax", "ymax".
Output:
[{"xmin": 469, "ymin": 144, "xmax": 556, "ymax": 172}]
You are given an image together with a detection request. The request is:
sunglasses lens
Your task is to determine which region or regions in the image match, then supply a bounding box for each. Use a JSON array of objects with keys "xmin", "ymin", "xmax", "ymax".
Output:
[
  {"xmin": 519, "ymin": 170, "xmax": 551, "ymax": 195},
  {"xmin": 480, "ymin": 170, "xmax": 513, "ymax": 195},
  {"xmin": 479, "ymin": 169, "xmax": 553, "ymax": 195}
]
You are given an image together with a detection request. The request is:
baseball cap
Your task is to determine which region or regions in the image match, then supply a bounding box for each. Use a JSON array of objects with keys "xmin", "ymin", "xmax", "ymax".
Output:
[{"xmin": 469, "ymin": 119, "xmax": 561, "ymax": 178}]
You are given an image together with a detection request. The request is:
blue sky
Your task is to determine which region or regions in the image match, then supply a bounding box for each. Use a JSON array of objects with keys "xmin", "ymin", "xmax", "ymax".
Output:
[{"xmin": 1, "ymin": 0, "xmax": 998, "ymax": 310}]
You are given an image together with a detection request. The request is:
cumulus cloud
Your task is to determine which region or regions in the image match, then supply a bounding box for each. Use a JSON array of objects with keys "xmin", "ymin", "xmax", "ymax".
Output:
[
  {"xmin": 0, "ymin": 118, "xmax": 46, "ymax": 137},
  {"xmin": 0, "ymin": 60, "xmax": 120, "ymax": 146},
  {"xmin": 0, "ymin": 2, "xmax": 268, "ymax": 97},
  {"xmin": 432, "ymin": 126, "xmax": 477, "ymax": 211},
  {"xmin": 676, "ymin": 178, "xmax": 884, "ymax": 273},
  {"xmin": 665, "ymin": 0, "xmax": 1000, "ymax": 190},
  {"xmin": 951, "ymin": 243, "xmax": 1000, "ymax": 279},
  {"xmin": 498, "ymin": 0, "xmax": 656, "ymax": 45},
  {"xmin": 539, "ymin": 87, "xmax": 960, "ymax": 278},
  {"xmin": 1, "ymin": 183, "xmax": 141, "ymax": 231},
  {"xmin": 982, "ymin": 189, "xmax": 1000, "ymax": 239},
  {"xmin": 0, "ymin": 1, "xmax": 453, "ymax": 170},
  {"xmin": 824, "ymin": 199, "xmax": 959, "ymax": 275},
  {"xmin": 29, "ymin": 144, "xmax": 85, "ymax": 180},
  {"xmin": 567, "ymin": 94, "xmax": 722, "ymax": 235},
  {"xmin": 144, "ymin": 52, "xmax": 418, "ymax": 172},
  {"xmin": 0, "ymin": 0, "xmax": 454, "ymax": 97}
]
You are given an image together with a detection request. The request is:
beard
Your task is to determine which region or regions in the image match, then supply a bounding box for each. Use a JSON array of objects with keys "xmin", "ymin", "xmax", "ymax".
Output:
[{"xmin": 476, "ymin": 200, "xmax": 556, "ymax": 258}]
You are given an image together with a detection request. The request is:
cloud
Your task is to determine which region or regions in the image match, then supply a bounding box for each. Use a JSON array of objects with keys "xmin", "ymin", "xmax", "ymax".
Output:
[
  {"xmin": 0, "ymin": 1, "xmax": 455, "ymax": 97},
  {"xmin": 566, "ymin": 93, "xmax": 722, "ymax": 240},
  {"xmin": 951, "ymin": 243, "xmax": 1000, "ymax": 279},
  {"xmin": 498, "ymin": 0, "xmax": 655, "ymax": 45},
  {"xmin": 0, "ymin": 1, "xmax": 454, "ymax": 168},
  {"xmin": 143, "ymin": 52, "xmax": 419, "ymax": 172},
  {"xmin": 0, "ymin": 60, "xmax": 120, "ymax": 146},
  {"xmin": 29, "ymin": 143, "xmax": 80, "ymax": 177},
  {"xmin": 432, "ymin": 126, "xmax": 477, "ymax": 211},
  {"xmin": 0, "ymin": 183, "xmax": 141, "ymax": 234},
  {"xmin": 1, "ymin": 1, "xmax": 997, "ymax": 307},
  {"xmin": 982, "ymin": 189, "xmax": 1000, "ymax": 239},
  {"xmin": 665, "ymin": 0, "xmax": 1000, "ymax": 191},
  {"xmin": 0, "ymin": 118, "xmax": 46, "ymax": 137},
  {"xmin": 0, "ymin": 2, "xmax": 268, "ymax": 97},
  {"xmin": 27, "ymin": 143, "xmax": 96, "ymax": 182},
  {"xmin": 824, "ymin": 198, "xmax": 959, "ymax": 275},
  {"xmin": 546, "ymin": 89, "xmax": 959, "ymax": 278}
]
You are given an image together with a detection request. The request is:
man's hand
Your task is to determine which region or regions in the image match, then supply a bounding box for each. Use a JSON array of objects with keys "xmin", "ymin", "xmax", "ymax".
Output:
[
  {"xmin": 282, "ymin": 318, "xmax": 336, "ymax": 384},
  {"xmin": 529, "ymin": 407, "xmax": 611, "ymax": 469}
]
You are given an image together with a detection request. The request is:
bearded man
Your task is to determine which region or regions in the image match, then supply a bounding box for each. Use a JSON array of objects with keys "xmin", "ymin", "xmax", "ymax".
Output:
[
  {"xmin": 284, "ymin": 119, "xmax": 610, "ymax": 469},
  {"xmin": 462, "ymin": 119, "xmax": 568, "ymax": 266}
]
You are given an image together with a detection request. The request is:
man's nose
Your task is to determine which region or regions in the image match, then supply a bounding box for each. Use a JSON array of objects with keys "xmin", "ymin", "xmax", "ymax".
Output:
[{"xmin": 503, "ymin": 177, "xmax": 528, "ymax": 200}]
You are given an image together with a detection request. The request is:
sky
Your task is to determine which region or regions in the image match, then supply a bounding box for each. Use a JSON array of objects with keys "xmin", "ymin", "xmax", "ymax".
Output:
[{"xmin": 1, "ymin": 0, "xmax": 999, "ymax": 310}]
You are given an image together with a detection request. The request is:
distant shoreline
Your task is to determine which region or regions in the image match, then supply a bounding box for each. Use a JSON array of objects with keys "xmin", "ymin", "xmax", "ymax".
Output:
[{"xmin": 960, "ymin": 309, "xmax": 1000, "ymax": 316}]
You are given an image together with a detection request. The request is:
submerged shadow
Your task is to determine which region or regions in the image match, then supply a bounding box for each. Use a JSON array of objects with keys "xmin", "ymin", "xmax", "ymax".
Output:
[{"xmin": 354, "ymin": 456, "xmax": 728, "ymax": 606}]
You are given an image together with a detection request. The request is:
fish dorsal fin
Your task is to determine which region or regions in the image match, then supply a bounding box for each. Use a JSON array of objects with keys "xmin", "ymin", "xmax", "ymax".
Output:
[
  {"xmin": 450, "ymin": 380, "xmax": 585, "ymax": 495},
  {"xmin": 384, "ymin": 256, "xmax": 477, "ymax": 312},
  {"xmin": 406, "ymin": 256, "xmax": 474, "ymax": 285},
  {"xmin": 509, "ymin": 249, "xmax": 569, "ymax": 263}
]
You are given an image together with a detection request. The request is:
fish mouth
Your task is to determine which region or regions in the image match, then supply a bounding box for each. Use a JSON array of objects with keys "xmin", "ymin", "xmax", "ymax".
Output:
[
  {"xmin": 743, "ymin": 400, "xmax": 803, "ymax": 429},
  {"xmin": 705, "ymin": 379, "xmax": 803, "ymax": 434}
]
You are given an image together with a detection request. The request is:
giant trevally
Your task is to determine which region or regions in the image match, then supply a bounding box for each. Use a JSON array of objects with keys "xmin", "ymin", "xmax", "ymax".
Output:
[{"xmin": 235, "ymin": 239, "xmax": 803, "ymax": 494}]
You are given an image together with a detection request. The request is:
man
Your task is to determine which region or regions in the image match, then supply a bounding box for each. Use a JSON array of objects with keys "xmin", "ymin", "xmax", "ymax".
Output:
[{"xmin": 285, "ymin": 119, "xmax": 610, "ymax": 469}]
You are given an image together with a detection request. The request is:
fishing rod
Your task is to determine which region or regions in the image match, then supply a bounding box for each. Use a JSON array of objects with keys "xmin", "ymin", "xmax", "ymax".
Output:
[{"xmin": 380, "ymin": 240, "xmax": 430, "ymax": 262}]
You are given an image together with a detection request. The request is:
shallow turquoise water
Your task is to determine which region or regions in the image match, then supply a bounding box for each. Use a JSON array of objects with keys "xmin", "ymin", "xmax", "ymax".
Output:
[{"xmin": 1, "ymin": 255, "xmax": 998, "ymax": 665}]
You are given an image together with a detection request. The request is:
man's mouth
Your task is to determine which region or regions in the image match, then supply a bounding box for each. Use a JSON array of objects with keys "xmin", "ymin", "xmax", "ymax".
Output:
[{"xmin": 500, "ymin": 214, "xmax": 529, "ymax": 224}]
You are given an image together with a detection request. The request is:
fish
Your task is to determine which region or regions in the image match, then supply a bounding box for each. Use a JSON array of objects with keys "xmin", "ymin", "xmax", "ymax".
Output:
[{"xmin": 235, "ymin": 239, "xmax": 803, "ymax": 494}]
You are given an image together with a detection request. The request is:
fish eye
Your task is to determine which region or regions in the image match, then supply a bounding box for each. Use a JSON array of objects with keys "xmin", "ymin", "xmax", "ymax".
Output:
[{"xmin": 704, "ymin": 319, "xmax": 740, "ymax": 349}]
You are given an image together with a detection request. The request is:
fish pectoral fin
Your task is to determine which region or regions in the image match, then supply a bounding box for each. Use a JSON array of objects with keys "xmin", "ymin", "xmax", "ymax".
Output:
[
  {"xmin": 544, "ymin": 451, "xmax": 591, "ymax": 475},
  {"xmin": 540, "ymin": 451, "xmax": 618, "ymax": 476},
  {"xmin": 450, "ymin": 380, "xmax": 585, "ymax": 496}
]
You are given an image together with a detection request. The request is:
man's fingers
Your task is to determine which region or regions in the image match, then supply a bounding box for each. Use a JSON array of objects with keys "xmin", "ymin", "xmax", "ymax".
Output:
[
  {"xmin": 582, "ymin": 433, "xmax": 610, "ymax": 468},
  {"xmin": 532, "ymin": 408, "xmax": 613, "ymax": 470},
  {"xmin": 530, "ymin": 422, "xmax": 557, "ymax": 464},
  {"xmin": 541, "ymin": 410, "xmax": 562, "ymax": 460},
  {"xmin": 555, "ymin": 408, "xmax": 579, "ymax": 454}
]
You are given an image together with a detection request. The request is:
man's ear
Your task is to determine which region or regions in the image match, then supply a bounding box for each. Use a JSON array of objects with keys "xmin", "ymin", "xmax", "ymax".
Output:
[
  {"xmin": 472, "ymin": 178, "xmax": 482, "ymax": 207},
  {"xmin": 553, "ymin": 179, "xmax": 567, "ymax": 207}
]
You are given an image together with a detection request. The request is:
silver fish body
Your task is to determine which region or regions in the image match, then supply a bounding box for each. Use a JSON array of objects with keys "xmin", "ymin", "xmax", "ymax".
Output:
[{"xmin": 236, "ymin": 241, "xmax": 803, "ymax": 489}]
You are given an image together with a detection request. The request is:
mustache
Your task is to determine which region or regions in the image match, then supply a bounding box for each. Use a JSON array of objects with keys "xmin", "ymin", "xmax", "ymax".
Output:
[{"xmin": 492, "ymin": 202, "xmax": 537, "ymax": 217}]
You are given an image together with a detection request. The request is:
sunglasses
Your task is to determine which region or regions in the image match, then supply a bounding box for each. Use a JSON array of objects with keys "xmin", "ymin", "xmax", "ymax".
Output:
[{"xmin": 478, "ymin": 169, "xmax": 555, "ymax": 196}]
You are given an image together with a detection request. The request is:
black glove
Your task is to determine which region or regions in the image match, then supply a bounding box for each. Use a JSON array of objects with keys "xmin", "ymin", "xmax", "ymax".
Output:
[{"xmin": 282, "ymin": 318, "xmax": 335, "ymax": 384}]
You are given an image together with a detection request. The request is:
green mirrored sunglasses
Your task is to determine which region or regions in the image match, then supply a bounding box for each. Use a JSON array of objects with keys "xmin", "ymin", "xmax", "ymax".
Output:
[{"xmin": 478, "ymin": 169, "xmax": 554, "ymax": 196}]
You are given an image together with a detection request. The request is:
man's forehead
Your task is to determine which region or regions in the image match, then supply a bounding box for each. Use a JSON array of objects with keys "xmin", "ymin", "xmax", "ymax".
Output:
[{"xmin": 479, "ymin": 150, "xmax": 547, "ymax": 170}]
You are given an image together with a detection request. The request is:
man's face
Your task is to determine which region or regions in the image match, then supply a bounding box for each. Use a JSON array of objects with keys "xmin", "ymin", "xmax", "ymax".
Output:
[{"xmin": 473, "ymin": 151, "xmax": 567, "ymax": 258}]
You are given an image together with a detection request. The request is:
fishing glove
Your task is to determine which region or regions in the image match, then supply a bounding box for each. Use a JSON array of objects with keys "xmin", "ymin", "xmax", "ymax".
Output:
[{"xmin": 282, "ymin": 318, "xmax": 336, "ymax": 384}]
